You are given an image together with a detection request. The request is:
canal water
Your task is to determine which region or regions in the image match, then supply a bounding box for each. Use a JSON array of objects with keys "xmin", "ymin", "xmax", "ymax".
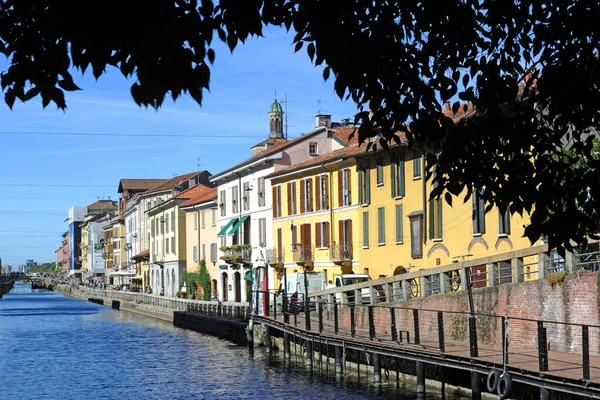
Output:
[{"xmin": 0, "ymin": 284, "xmax": 457, "ymax": 399}]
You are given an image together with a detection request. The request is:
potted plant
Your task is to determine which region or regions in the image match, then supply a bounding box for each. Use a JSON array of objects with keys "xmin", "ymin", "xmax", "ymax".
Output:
[{"xmin": 219, "ymin": 246, "xmax": 230, "ymax": 253}]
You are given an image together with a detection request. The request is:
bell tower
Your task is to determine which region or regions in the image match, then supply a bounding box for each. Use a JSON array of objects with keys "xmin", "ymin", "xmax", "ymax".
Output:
[{"xmin": 269, "ymin": 97, "xmax": 284, "ymax": 139}]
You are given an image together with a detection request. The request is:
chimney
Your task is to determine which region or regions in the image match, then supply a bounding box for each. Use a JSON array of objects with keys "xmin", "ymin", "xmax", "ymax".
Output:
[{"xmin": 316, "ymin": 114, "xmax": 332, "ymax": 128}]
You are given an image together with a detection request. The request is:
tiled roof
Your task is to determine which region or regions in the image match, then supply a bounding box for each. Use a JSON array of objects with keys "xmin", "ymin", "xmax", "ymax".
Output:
[
  {"xmin": 173, "ymin": 183, "xmax": 213, "ymax": 200},
  {"xmin": 132, "ymin": 249, "xmax": 150, "ymax": 259},
  {"xmin": 211, "ymin": 126, "xmax": 329, "ymax": 180},
  {"xmin": 251, "ymin": 137, "xmax": 288, "ymax": 149},
  {"xmin": 267, "ymin": 129, "xmax": 407, "ymax": 179},
  {"xmin": 87, "ymin": 200, "xmax": 117, "ymax": 210},
  {"xmin": 118, "ymin": 179, "xmax": 168, "ymax": 193},
  {"xmin": 180, "ymin": 187, "xmax": 218, "ymax": 208},
  {"xmin": 143, "ymin": 171, "xmax": 208, "ymax": 195},
  {"xmin": 442, "ymin": 102, "xmax": 476, "ymax": 123}
]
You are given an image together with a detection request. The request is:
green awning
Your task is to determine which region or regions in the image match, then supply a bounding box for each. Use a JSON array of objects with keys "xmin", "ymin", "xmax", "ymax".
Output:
[
  {"xmin": 228, "ymin": 215, "xmax": 249, "ymax": 236},
  {"xmin": 244, "ymin": 270, "xmax": 252, "ymax": 281},
  {"xmin": 217, "ymin": 218, "xmax": 238, "ymax": 237},
  {"xmin": 219, "ymin": 265, "xmax": 229, "ymax": 270}
]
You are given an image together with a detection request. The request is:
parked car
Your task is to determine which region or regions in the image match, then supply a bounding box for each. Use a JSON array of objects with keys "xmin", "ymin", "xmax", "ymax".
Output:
[
  {"xmin": 333, "ymin": 274, "xmax": 373, "ymax": 304},
  {"xmin": 277, "ymin": 271, "xmax": 326, "ymax": 311}
]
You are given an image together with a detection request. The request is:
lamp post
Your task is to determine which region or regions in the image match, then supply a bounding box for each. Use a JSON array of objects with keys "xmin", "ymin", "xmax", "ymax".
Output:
[{"xmin": 303, "ymin": 265, "xmax": 311, "ymax": 331}]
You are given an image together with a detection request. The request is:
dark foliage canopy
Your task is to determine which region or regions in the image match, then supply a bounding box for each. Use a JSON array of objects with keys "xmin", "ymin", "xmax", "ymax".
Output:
[{"xmin": 1, "ymin": 0, "xmax": 599, "ymax": 253}]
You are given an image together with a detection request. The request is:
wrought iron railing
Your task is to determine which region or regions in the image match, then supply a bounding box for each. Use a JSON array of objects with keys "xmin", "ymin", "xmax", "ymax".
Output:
[
  {"xmin": 265, "ymin": 247, "xmax": 284, "ymax": 264},
  {"xmin": 293, "ymin": 246, "xmax": 313, "ymax": 263},
  {"xmin": 330, "ymin": 244, "xmax": 353, "ymax": 262}
]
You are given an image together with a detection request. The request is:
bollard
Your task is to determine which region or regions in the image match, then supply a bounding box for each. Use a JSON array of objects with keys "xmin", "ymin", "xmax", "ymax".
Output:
[{"xmin": 471, "ymin": 372, "xmax": 481, "ymax": 400}]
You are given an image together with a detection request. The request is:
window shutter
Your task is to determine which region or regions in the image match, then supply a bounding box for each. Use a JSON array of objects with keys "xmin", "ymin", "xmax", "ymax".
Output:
[
  {"xmin": 391, "ymin": 156, "xmax": 397, "ymax": 198},
  {"xmin": 429, "ymin": 198, "xmax": 434, "ymax": 240},
  {"xmin": 338, "ymin": 170, "xmax": 343, "ymax": 207},
  {"xmin": 365, "ymin": 167, "xmax": 371, "ymax": 204},
  {"xmin": 277, "ymin": 228, "xmax": 282, "ymax": 250},
  {"xmin": 472, "ymin": 192, "xmax": 478, "ymax": 233},
  {"xmin": 325, "ymin": 222, "xmax": 330, "ymax": 247},
  {"xmin": 292, "ymin": 225, "xmax": 297, "ymax": 246},
  {"xmin": 309, "ymin": 180, "xmax": 313, "ymax": 212},
  {"xmin": 347, "ymin": 170, "xmax": 352, "ymax": 205},
  {"xmin": 438, "ymin": 200, "xmax": 443, "ymax": 239},
  {"xmin": 395, "ymin": 204, "xmax": 403, "ymax": 243},
  {"xmin": 339, "ymin": 220, "xmax": 344, "ymax": 246},
  {"xmin": 287, "ymin": 183, "xmax": 291, "ymax": 215},
  {"xmin": 300, "ymin": 181, "xmax": 306, "ymax": 213},
  {"xmin": 347, "ymin": 219, "xmax": 353, "ymax": 249},
  {"xmin": 273, "ymin": 186, "xmax": 277, "ymax": 218},
  {"xmin": 363, "ymin": 211, "xmax": 369, "ymax": 247},
  {"xmin": 399, "ymin": 154, "xmax": 405, "ymax": 197},
  {"xmin": 358, "ymin": 168, "xmax": 363, "ymax": 204},
  {"xmin": 324, "ymin": 174, "xmax": 329, "ymax": 210},
  {"xmin": 315, "ymin": 176, "xmax": 321, "ymax": 211},
  {"xmin": 478, "ymin": 193, "xmax": 485, "ymax": 234},
  {"xmin": 315, "ymin": 223, "xmax": 321, "ymax": 248}
]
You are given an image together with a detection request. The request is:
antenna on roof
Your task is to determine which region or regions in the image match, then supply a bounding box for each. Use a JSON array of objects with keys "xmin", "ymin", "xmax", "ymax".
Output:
[
  {"xmin": 280, "ymin": 93, "xmax": 294, "ymax": 139},
  {"xmin": 317, "ymin": 99, "xmax": 327, "ymax": 114},
  {"xmin": 197, "ymin": 157, "xmax": 204, "ymax": 173}
]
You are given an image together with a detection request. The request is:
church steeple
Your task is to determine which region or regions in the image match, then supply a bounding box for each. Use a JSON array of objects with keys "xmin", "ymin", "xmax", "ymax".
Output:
[{"xmin": 269, "ymin": 95, "xmax": 284, "ymax": 139}]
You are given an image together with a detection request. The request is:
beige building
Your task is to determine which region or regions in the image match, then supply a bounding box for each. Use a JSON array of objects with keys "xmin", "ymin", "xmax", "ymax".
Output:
[
  {"xmin": 104, "ymin": 215, "xmax": 127, "ymax": 286},
  {"xmin": 181, "ymin": 186, "xmax": 219, "ymax": 299},
  {"xmin": 148, "ymin": 181, "xmax": 214, "ymax": 297}
]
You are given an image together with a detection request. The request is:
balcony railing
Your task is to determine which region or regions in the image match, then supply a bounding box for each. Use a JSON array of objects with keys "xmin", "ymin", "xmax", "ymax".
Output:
[
  {"xmin": 293, "ymin": 246, "xmax": 313, "ymax": 264},
  {"xmin": 330, "ymin": 244, "xmax": 353, "ymax": 262},
  {"xmin": 221, "ymin": 245, "xmax": 252, "ymax": 264},
  {"xmin": 265, "ymin": 247, "xmax": 284, "ymax": 265}
]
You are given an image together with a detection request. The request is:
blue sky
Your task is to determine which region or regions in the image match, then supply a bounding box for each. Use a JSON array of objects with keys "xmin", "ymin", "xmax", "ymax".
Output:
[{"xmin": 0, "ymin": 27, "xmax": 358, "ymax": 267}]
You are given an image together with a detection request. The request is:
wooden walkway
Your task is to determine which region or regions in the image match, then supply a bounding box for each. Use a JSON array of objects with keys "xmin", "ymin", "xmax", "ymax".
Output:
[{"xmin": 256, "ymin": 312, "xmax": 600, "ymax": 398}]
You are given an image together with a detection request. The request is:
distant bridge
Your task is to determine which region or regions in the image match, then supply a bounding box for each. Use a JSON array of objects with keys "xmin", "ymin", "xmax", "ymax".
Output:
[{"xmin": 0, "ymin": 272, "xmax": 72, "ymax": 286}]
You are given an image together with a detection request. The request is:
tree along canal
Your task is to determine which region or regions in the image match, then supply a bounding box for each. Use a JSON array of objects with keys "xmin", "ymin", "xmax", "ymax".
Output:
[{"xmin": 0, "ymin": 283, "xmax": 462, "ymax": 399}]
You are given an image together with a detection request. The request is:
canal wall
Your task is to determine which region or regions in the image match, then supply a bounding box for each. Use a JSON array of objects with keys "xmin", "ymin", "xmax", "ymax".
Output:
[
  {"xmin": 173, "ymin": 312, "xmax": 248, "ymax": 345},
  {"xmin": 332, "ymin": 271, "xmax": 600, "ymax": 356}
]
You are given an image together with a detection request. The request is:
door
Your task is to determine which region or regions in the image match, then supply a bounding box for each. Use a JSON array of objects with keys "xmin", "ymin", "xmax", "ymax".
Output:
[
  {"xmin": 302, "ymin": 223, "xmax": 312, "ymax": 261},
  {"xmin": 222, "ymin": 272, "xmax": 228, "ymax": 301},
  {"xmin": 234, "ymin": 272, "xmax": 241, "ymax": 302}
]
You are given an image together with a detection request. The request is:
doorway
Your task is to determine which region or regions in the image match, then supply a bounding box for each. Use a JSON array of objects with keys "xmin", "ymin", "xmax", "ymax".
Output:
[{"xmin": 234, "ymin": 271, "xmax": 241, "ymax": 302}]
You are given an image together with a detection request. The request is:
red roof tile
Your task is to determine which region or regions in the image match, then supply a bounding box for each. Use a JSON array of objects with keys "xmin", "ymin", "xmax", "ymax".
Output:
[
  {"xmin": 118, "ymin": 179, "xmax": 168, "ymax": 193},
  {"xmin": 179, "ymin": 187, "xmax": 218, "ymax": 208},
  {"xmin": 132, "ymin": 249, "xmax": 150, "ymax": 259},
  {"xmin": 143, "ymin": 171, "xmax": 208, "ymax": 195}
]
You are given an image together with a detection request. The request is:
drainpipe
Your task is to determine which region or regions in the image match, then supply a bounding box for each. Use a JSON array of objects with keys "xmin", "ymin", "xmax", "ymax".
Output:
[{"xmin": 320, "ymin": 163, "xmax": 335, "ymax": 252}]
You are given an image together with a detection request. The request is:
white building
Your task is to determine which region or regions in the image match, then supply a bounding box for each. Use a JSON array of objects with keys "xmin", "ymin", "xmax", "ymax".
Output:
[{"xmin": 210, "ymin": 100, "xmax": 350, "ymax": 302}]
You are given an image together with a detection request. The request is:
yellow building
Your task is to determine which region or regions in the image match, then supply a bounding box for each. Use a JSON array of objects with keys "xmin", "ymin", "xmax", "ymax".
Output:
[
  {"xmin": 269, "ymin": 131, "xmax": 537, "ymax": 289},
  {"xmin": 181, "ymin": 186, "xmax": 219, "ymax": 299}
]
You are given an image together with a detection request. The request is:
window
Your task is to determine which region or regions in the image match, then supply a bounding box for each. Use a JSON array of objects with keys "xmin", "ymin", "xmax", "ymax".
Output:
[
  {"xmin": 413, "ymin": 149, "xmax": 422, "ymax": 178},
  {"xmin": 193, "ymin": 245, "xmax": 198, "ymax": 262},
  {"xmin": 395, "ymin": 204, "xmax": 403, "ymax": 243},
  {"xmin": 316, "ymin": 175, "xmax": 328, "ymax": 211},
  {"xmin": 202, "ymin": 244, "xmax": 206, "ymax": 260},
  {"xmin": 166, "ymin": 238, "xmax": 170, "ymax": 254},
  {"xmin": 171, "ymin": 237, "xmax": 175, "ymax": 255},
  {"xmin": 301, "ymin": 178, "xmax": 312, "ymax": 213},
  {"xmin": 201, "ymin": 210, "xmax": 205, "ymax": 228},
  {"xmin": 211, "ymin": 209, "xmax": 216, "ymax": 226},
  {"xmin": 171, "ymin": 211, "xmax": 175, "ymax": 232},
  {"xmin": 243, "ymin": 182, "xmax": 250, "ymax": 211},
  {"xmin": 391, "ymin": 154, "xmax": 405, "ymax": 197},
  {"xmin": 232, "ymin": 186, "xmax": 239, "ymax": 214},
  {"xmin": 287, "ymin": 181, "xmax": 297, "ymax": 215},
  {"xmin": 338, "ymin": 169, "xmax": 351, "ymax": 207},
  {"xmin": 376, "ymin": 158, "xmax": 384, "ymax": 185},
  {"xmin": 272, "ymin": 185, "xmax": 282, "ymax": 218},
  {"xmin": 160, "ymin": 216, "xmax": 164, "ymax": 234},
  {"xmin": 309, "ymin": 142, "xmax": 318, "ymax": 155},
  {"xmin": 315, "ymin": 222, "xmax": 329, "ymax": 248},
  {"xmin": 410, "ymin": 214, "xmax": 423, "ymax": 258},
  {"xmin": 362, "ymin": 211, "xmax": 369, "ymax": 248},
  {"xmin": 165, "ymin": 214, "xmax": 169, "ymax": 232},
  {"xmin": 429, "ymin": 197, "xmax": 443, "ymax": 240},
  {"xmin": 498, "ymin": 207, "xmax": 510, "ymax": 235},
  {"xmin": 257, "ymin": 177, "xmax": 266, "ymax": 207},
  {"xmin": 210, "ymin": 243, "xmax": 217, "ymax": 263},
  {"xmin": 151, "ymin": 219, "xmax": 155, "ymax": 237},
  {"xmin": 377, "ymin": 207, "xmax": 386, "ymax": 245},
  {"xmin": 358, "ymin": 166, "xmax": 371, "ymax": 204},
  {"xmin": 193, "ymin": 213, "xmax": 198, "ymax": 230},
  {"xmin": 473, "ymin": 190, "xmax": 486, "ymax": 234},
  {"xmin": 258, "ymin": 218, "xmax": 267, "ymax": 246},
  {"xmin": 339, "ymin": 219, "xmax": 352, "ymax": 250},
  {"xmin": 220, "ymin": 190, "xmax": 226, "ymax": 216}
]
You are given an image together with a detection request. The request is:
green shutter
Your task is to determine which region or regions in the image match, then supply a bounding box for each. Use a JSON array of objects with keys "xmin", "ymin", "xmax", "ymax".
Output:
[
  {"xmin": 395, "ymin": 204, "xmax": 403, "ymax": 243},
  {"xmin": 429, "ymin": 199, "xmax": 434, "ymax": 240},
  {"xmin": 365, "ymin": 167, "xmax": 371, "ymax": 204},
  {"xmin": 377, "ymin": 207, "xmax": 385, "ymax": 244},
  {"xmin": 398, "ymin": 154, "xmax": 405, "ymax": 196},
  {"xmin": 390, "ymin": 156, "xmax": 397, "ymax": 198},
  {"xmin": 358, "ymin": 168, "xmax": 363, "ymax": 204},
  {"xmin": 363, "ymin": 211, "xmax": 369, "ymax": 247}
]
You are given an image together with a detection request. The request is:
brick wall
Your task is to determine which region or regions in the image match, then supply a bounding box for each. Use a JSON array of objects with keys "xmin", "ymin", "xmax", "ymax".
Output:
[{"xmin": 322, "ymin": 272, "xmax": 600, "ymax": 356}]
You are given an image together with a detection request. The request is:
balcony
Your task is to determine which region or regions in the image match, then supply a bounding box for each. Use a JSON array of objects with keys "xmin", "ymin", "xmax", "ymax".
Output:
[
  {"xmin": 265, "ymin": 248, "xmax": 284, "ymax": 265},
  {"xmin": 330, "ymin": 244, "xmax": 353, "ymax": 264},
  {"xmin": 220, "ymin": 245, "xmax": 252, "ymax": 264},
  {"xmin": 293, "ymin": 246, "xmax": 314, "ymax": 265}
]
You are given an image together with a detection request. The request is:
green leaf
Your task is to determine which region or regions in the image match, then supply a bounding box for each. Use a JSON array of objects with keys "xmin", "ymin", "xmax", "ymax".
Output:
[
  {"xmin": 5, "ymin": 88, "xmax": 15, "ymax": 109},
  {"xmin": 444, "ymin": 192, "xmax": 453, "ymax": 207},
  {"xmin": 323, "ymin": 66, "xmax": 330, "ymax": 81},
  {"xmin": 58, "ymin": 79, "xmax": 81, "ymax": 91},
  {"xmin": 307, "ymin": 43, "xmax": 315, "ymax": 61},
  {"xmin": 207, "ymin": 48, "xmax": 215, "ymax": 64}
]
